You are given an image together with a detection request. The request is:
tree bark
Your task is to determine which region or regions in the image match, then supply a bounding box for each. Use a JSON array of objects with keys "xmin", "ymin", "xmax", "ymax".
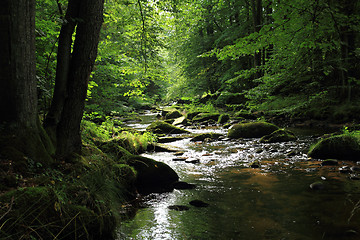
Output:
[
  {"xmin": 44, "ymin": 0, "xmax": 81, "ymax": 142},
  {"xmin": 55, "ymin": 0, "xmax": 104, "ymax": 158},
  {"xmin": 0, "ymin": 0, "xmax": 53, "ymax": 164}
]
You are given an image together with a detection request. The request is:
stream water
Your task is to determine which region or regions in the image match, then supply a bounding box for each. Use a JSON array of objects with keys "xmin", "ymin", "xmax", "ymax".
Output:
[{"xmin": 118, "ymin": 111, "xmax": 360, "ymax": 240}]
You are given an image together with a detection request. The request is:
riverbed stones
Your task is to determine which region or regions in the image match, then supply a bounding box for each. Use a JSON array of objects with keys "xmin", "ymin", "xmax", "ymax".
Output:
[
  {"xmin": 185, "ymin": 159, "xmax": 200, "ymax": 164},
  {"xmin": 260, "ymin": 129, "xmax": 296, "ymax": 143},
  {"xmin": 308, "ymin": 134, "xmax": 360, "ymax": 161},
  {"xmin": 128, "ymin": 156, "xmax": 179, "ymax": 194},
  {"xmin": 190, "ymin": 133, "xmax": 222, "ymax": 142},
  {"xmin": 146, "ymin": 121, "xmax": 189, "ymax": 134},
  {"xmin": 228, "ymin": 121, "xmax": 279, "ymax": 139},
  {"xmin": 250, "ymin": 160, "xmax": 261, "ymax": 168},
  {"xmin": 165, "ymin": 110, "xmax": 182, "ymax": 119}
]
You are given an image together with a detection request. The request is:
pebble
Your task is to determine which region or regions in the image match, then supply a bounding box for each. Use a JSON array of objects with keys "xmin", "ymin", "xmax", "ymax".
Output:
[
  {"xmin": 310, "ymin": 181, "xmax": 325, "ymax": 190},
  {"xmin": 185, "ymin": 159, "xmax": 200, "ymax": 164}
]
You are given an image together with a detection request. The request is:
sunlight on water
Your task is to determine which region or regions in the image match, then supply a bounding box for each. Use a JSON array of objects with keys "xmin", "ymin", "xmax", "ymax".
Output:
[{"xmin": 118, "ymin": 116, "xmax": 360, "ymax": 240}]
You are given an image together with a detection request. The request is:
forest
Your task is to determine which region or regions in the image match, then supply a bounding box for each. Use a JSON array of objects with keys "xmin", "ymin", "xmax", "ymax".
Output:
[{"xmin": 0, "ymin": 0, "xmax": 360, "ymax": 239}]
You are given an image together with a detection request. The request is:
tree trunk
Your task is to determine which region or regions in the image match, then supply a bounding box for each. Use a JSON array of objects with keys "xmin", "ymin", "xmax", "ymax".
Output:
[
  {"xmin": 44, "ymin": 0, "xmax": 81, "ymax": 143},
  {"xmin": 55, "ymin": 0, "xmax": 104, "ymax": 158},
  {"xmin": 251, "ymin": 0, "xmax": 262, "ymax": 78},
  {"xmin": 0, "ymin": 0, "xmax": 53, "ymax": 164}
]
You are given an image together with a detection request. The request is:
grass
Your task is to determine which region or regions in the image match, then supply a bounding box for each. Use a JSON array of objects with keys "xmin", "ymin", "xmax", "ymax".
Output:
[{"xmin": 0, "ymin": 117, "xmax": 156, "ymax": 239}]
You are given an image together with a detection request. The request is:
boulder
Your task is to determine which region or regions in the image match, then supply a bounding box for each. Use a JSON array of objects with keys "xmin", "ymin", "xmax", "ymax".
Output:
[
  {"xmin": 228, "ymin": 121, "xmax": 279, "ymax": 139},
  {"xmin": 308, "ymin": 134, "xmax": 360, "ymax": 161},
  {"xmin": 146, "ymin": 121, "xmax": 189, "ymax": 134},
  {"xmin": 192, "ymin": 113, "xmax": 220, "ymax": 123},
  {"xmin": 173, "ymin": 116, "xmax": 187, "ymax": 126},
  {"xmin": 190, "ymin": 133, "xmax": 223, "ymax": 142},
  {"xmin": 186, "ymin": 111, "xmax": 201, "ymax": 121},
  {"xmin": 260, "ymin": 129, "xmax": 296, "ymax": 143},
  {"xmin": 128, "ymin": 156, "xmax": 179, "ymax": 194},
  {"xmin": 218, "ymin": 114, "xmax": 230, "ymax": 124},
  {"xmin": 165, "ymin": 110, "xmax": 182, "ymax": 119}
]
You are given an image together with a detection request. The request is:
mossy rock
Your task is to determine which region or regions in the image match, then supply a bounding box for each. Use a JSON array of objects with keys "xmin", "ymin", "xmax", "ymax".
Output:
[
  {"xmin": 112, "ymin": 164, "xmax": 137, "ymax": 193},
  {"xmin": 165, "ymin": 110, "xmax": 182, "ymax": 119},
  {"xmin": 190, "ymin": 133, "xmax": 223, "ymax": 142},
  {"xmin": 128, "ymin": 155, "xmax": 179, "ymax": 194},
  {"xmin": 97, "ymin": 138, "xmax": 132, "ymax": 159},
  {"xmin": 234, "ymin": 110, "xmax": 257, "ymax": 120},
  {"xmin": 192, "ymin": 113, "xmax": 220, "ymax": 123},
  {"xmin": 218, "ymin": 114, "xmax": 230, "ymax": 124},
  {"xmin": 308, "ymin": 134, "xmax": 360, "ymax": 161},
  {"xmin": 260, "ymin": 129, "xmax": 296, "ymax": 143},
  {"xmin": 228, "ymin": 121, "xmax": 279, "ymax": 139},
  {"xmin": 173, "ymin": 116, "xmax": 187, "ymax": 126},
  {"xmin": 146, "ymin": 121, "xmax": 189, "ymax": 134},
  {"xmin": 214, "ymin": 91, "xmax": 248, "ymax": 105},
  {"xmin": 186, "ymin": 111, "xmax": 201, "ymax": 121}
]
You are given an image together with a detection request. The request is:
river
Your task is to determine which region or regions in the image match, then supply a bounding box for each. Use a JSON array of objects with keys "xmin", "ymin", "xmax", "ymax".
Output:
[{"xmin": 118, "ymin": 111, "xmax": 360, "ymax": 240}]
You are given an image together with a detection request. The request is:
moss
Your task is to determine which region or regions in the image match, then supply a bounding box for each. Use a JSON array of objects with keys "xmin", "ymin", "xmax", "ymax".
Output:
[
  {"xmin": 146, "ymin": 121, "xmax": 189, "ymax": 134},
  {"xmin": 165, "ymin": 110, "xmax": 182, "ymax": 119},
  {"xmin": 260, "ymin": 129, "xmax": 296, "ymax": 143},
  {"xmin": 0, "ymin": 127, "xmax": 54, "ymax": 170},
  {"xmin": 192, "ymin": 113, "xmax": 220, "ymax": 123},
  {"xmin": 308, "ymin": 134, "xmax": 360, "ymax": 161},
  {"xmin": 228, "ymin": 121, "xmax": 279, "ymax": 139},
  {"xmin": 218, "ymin": 114, "xmax": 230, "ymax": 124},
  {"xmin": 186, "ymin": 111, "xmax": 201, "ymax": 121},
  {"xmin": 97, "ymin": 138, "xmax": 133, "ymax": 160},
  {"xmin": 190, "ymin": 133, "xmax": 222, "ymax": 142}
]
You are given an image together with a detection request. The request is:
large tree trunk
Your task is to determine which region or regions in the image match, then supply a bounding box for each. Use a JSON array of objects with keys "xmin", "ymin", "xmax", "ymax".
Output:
[
  {"xmin": 53, "ymin": 0, "xmax": 104, "ymax": 158},
  {"xmin": 0, "ymin": 0, "xmax": 53, "ymax": 164}
]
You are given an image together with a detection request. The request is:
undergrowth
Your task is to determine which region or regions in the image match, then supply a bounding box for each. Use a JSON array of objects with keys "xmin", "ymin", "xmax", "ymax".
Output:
[{"xmin": 0, "ymin": 117, "xmax": 154, "ymax": 239}]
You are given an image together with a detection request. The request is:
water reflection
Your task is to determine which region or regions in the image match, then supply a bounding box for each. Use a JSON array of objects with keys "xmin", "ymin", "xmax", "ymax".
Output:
[{"xmin": 118, "ymin": 123, "xmax": 360, "ymax": 240}]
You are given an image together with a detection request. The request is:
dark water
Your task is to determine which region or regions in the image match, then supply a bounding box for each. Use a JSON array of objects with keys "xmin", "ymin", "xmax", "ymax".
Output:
[{"xmin": 118, "ymin": 114, "xmax": 360, "ymax": 240}]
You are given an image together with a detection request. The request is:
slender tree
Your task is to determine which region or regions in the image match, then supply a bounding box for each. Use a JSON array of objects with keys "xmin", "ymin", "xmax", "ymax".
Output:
[{"xmin": 45, "ymin": 0, "xmax": 105, "ymax": 158}]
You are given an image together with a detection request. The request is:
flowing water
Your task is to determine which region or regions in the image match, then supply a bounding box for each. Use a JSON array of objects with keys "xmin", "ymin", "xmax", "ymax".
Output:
[{"xmin": 118, "ymin": 112, "xmax": 360, "ymax": 240}]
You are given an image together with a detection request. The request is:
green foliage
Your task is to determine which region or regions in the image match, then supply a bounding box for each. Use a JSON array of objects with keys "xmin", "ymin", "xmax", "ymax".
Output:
[
  {"xmin": 35, "ymin": 0, "xmax": 63, "ymax": 112},
  {"xmin": 185, "ymin": 102, "xmax": 219, "ymax": 114}
]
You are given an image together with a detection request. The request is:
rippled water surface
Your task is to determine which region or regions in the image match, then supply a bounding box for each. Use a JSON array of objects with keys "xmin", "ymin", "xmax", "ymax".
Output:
[{"xmin": 118, "ymin": 114, "xmax": 360, "ymax": 240}]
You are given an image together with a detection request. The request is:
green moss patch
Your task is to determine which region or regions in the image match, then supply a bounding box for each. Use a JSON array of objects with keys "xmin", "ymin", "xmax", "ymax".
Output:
[
  {"xmin": 146, "ymin": 121, "xmax": 189, "ymax": 134},
  {"xmin": 260, "ymin": 129, "xmax": 296, "ymax": 143},
  {"xmin": 308, "ymin": 134, "xmax": 360, "ymax": 161},
  {"xmin": 228, "ymin": 121, "xmax": 279, "ymax": 139}
]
